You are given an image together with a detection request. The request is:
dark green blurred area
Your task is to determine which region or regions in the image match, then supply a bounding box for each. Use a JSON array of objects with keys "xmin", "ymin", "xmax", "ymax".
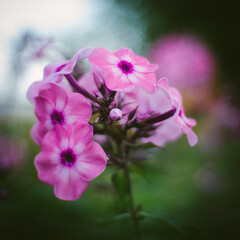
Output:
[
  {"xmin": 1, "ymin": 0, "xmax": 240, "ymax": 239},
  {"xmin": 1, "ymin": 118, "xmax": 240, "ymax": 240}
]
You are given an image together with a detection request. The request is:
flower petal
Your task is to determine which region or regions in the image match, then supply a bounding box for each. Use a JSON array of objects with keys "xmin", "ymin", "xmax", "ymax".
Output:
[
  {"xmin": 132, "ymin": 72, "xmax": 157, "ymax": 93},
  {"xmin": 68, "ymin": 122, "xmax": 93, "ymax": 153},
  {"xmin": 64, "ymin": 93, "xmax": 91, "ymax": 125},
  {"xmin": 44, "ymin": 47, "xmax": 93, "ymax": 82},
  {"xmin": 35, "ymin": 96, "xmax": 52, "ymax": 122},
  {"xmin": 75, "ymin": 142, "xmax": 107, "ymax": 182},
  {"xmin": 31, "ymin": 122, "xmax": 41, "ymax": 145},
  {"xmin": 186, "ymin": 129, "xmax": 198, "ymax": 146},
  {"xmin": 104, "ymin": 67, "xmax": 135, "ymax": 92},
  {"xmin": 54, "ymin": 167, "xmax": 89, "ymax": 201},
  {"xmin": 114, "ymin": 48, "xmax": 134, "ymax": 62},
  {"xmin": 89, "ymin": 47, "xmax": 119, "ymax": 69},
  {"xmin": 134, "ymin": 64, "xmax": 159, "ymax": 73},
  {"xmin": 38, "ymin": 83, "xmax": 68, "ymax": 112},
  {"xmin": 34, "ymin": 151, "xmax": 61, "ymax": 185}
]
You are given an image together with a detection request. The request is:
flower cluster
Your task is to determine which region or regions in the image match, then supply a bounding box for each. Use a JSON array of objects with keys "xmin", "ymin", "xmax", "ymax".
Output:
[{"xmin": 28, "ymin": 47, "xmax": 197, "ymax": 201}]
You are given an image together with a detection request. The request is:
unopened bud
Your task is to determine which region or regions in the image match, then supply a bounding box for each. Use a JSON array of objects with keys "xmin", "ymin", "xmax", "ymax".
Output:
[
  {"xmin": 109, "ymin": 108, "xmax": 122, "ymax": 121},
  {"xmin": 109, "ymin": 101, "xmax": 117, "ymax": 109}
]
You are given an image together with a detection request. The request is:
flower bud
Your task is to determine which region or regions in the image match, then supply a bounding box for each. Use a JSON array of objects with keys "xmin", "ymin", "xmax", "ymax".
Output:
[
  {"xmin": 109, "ymin": 101, "xmax": 117, "ymax": 109},
  {"xmin": 109, "ymin": 108, "xmax": 122, "ymax": 121}
]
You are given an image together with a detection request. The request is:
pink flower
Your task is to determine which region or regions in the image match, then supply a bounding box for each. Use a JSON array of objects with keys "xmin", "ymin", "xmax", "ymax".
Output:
[
  {"xmin": 89, "ymin": 47, "xmax": 158, "ymax": 93},
  {"xmin": 0, "ymin": 136, "xmax": 26, "ymax": 171},
  {"xmin": 123, "ymin": 78, "xmax": 198, "ymax": 146},
  {"xmin": 148, "ymin": 34, "xmax": 215, "ymax": 88},
  {"xmin": 32, "ymin": 83, "xmax": 91, "ymax": 144},
  {"xmin": 27, "ymin": 47, "xmax": 93, "ymax": 102},
  {"xmin": 34, "ymin": 122, "xmax": 107, "ymax": 200}
]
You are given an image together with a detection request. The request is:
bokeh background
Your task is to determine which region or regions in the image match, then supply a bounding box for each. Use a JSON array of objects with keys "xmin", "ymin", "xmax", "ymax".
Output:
[{"xmin": 0, "ymin": 0, "xmax": 239, "ymax": 239}]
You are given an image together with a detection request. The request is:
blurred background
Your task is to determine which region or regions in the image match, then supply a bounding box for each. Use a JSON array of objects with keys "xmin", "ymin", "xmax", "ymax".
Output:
[{"xmin": 0, "ymin": 0, "xmax": 239, "ymax": 239}]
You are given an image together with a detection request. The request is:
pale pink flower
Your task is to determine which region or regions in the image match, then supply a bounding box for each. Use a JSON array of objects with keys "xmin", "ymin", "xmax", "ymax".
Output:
[
  {"xmin": 123, "ymin": 78, "xmax": 197, "ymax": 146},
  {"xmin": 32, "ymin": 83, "xmax": 91, "ymax": 144},
  {"xmin": 34, "ymin": 122, "xmax": 107, "ymax": 200},
  {"xmin": 158, "ymin": 78, "xmax": 198, "ymax": 146},
  {"xmin": 89, "ymin": 47, "xmax": 158, "ymax": 93},
  {"xmin": 27, "ymin": 47, "xmax": 93, "ymax": 102}
]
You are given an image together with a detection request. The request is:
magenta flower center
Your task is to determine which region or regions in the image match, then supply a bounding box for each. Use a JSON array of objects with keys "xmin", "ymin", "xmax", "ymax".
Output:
[
  {"xmin": 118, "ymin": 60, "xmax": 133, "ymax": 74},
  {"xmin": 61, "ymin": 149, "xmax": 76, "ymax": 166},
  {"xmin": 51, "ymin": 110, "xmax": 64, "ymax": 125}
]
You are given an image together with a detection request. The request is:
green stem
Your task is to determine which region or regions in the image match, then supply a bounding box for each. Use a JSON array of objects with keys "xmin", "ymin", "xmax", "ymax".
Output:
[
  {"xmin": 116, "ymin": 141, "xmax": 142, "ymax": 240},
  {"xmin": 124, "ymin": 164, "xmax": 142, "ymax": 240}
]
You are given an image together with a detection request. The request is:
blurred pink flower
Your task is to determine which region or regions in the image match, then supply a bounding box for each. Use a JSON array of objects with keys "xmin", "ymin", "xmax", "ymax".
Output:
[
  {"xmin": 32, "ymin": 83, "xmax": 91, "ymax": 144},
  {"xmin": 27, "ymin": 47, "xmax": 93, "ymax": 102},
  {"xmin": 148, "ymin": 34, "xmax": 215, "ymax": 88},
  {"xmin": 34, "ymin": 122, "xmax": 107, "ymax": 201},
  {"xmin": 89, "ymin": 47, "xmax": 158, "ymax": 93},
  {"xmin": 199, "ymin": 99, "xmax": 240, "ymax": 152},
  {"xmin": 0, "ymin": 136, "xmax": 26, "ymax": 171}
]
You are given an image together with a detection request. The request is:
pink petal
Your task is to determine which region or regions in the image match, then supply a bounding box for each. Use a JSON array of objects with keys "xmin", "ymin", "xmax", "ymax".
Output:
[
  {"xmin": 41, "ymin": 126, "xmax": 67, "ymax": 153},
  {"xmin": 34, "ymin": 151, "xmax": 61, "ymax": 185},
  {"xmin": 75, "ymin": 142, "xmax": 107, "ymax": 182},
  {"xmin": 134, "ymin": 64, "xmax": 159, "ymax": 73},
  {"xmin": 31, "ymin": 122, "xmax": 41, "ymax": 145},
  {"xmin": 38, "ymin": 83, "xmax": 68, "ymax": 112},
  {"xmin": 104, "ymin": 67, "xmax": 135, "ymax": 92},
  {"xmin": 132, "ymin": 72, "xmax": 157, "ymax": 93},
  {"xmin": 77, "ymin": 71, "xmax": 101, "ymax": 95},
  {"xmin": 89, "ymin": 47, "xmax": 119, "ymax": 69},
  {"xmin": 35, "ymin": 97, "xmax": 52, "ymax": 122},
  {"xmin": 64, "ymin": 93, "xmax": 91, "ymax": 125},
  {"xmin": 157, "ymin": 77, "xmax": 169, "ymax": 89},
  {"xmin": 54, "ymin": 167, "xmax": 89, "ymax": 201},
  {"xmin": 44, "ymin": 47, "xmax": 93, "ymax": 82},
  {"xmin": 68, "ymin": 122, "xmax": 93, "ymax": 153},
  {"xmin": 141, "ymin": 119, "xmax": 182, "ymax": 147},
  {"xmin": 27, "ymin": 80, "xmax": 43, "ymax": 103},
  {"xmin": 186, "ymin": 129, "xmax": 198, "ymax": 146},
  {"xmin": 133, "ymin": 55, "xmax": 150, "ymax": 65},
  {"xmin": 114, "ymin": 48, "xmax": 134, "ymax": 62},
  {"xmin": 37, "ymin": 121, "xmax": 52, "ymax": 141}
]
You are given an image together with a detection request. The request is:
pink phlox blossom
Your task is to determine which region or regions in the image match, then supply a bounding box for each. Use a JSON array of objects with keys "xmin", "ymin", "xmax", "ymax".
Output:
[
  {"xmin": 0, "ymin": 136, "xmax": 26, "ymax": 171},
  {"xmin": 148, "ymin": 34, "xmax": 215, "ymax": 88},
  {"xmin": 89, "ymin": 47, "xmax": 158, "ymax": 93},
  {"xmin": 32, "ymin": 83, "xmax": 91, "ymax": 145},
  {"xmin": 27, "ymin": 47, "xmax": 93, "ymax": 102},
  {"xmin": 34, "ymin": 121, "xmax": 107, "ymax": 200}
]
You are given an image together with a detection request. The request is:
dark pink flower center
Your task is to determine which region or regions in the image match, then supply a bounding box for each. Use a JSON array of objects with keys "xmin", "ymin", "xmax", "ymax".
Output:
[
  {"xmin": 61, "ymin": 149, "xmax": 76, "ymax": 166},
  {"xmin": 118, "ymin": 60, "xmax": 133, "ymax": 74},
  {"xmin": 51, "ymin": 110, "xmax": 64, "ymax": 125}
]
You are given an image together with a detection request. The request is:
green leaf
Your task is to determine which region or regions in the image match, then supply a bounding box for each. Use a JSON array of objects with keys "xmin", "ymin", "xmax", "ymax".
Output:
[
  {"xmin": 96, "ymin": 212, "xmax": 131, "ymax": 226},
  {"xmin": 111, "ymin": 170, "xmax": 129, "ymax": 198},
  {"xmin": 139, "ymin": 212, "xmax": 187, "ymax": 236}
]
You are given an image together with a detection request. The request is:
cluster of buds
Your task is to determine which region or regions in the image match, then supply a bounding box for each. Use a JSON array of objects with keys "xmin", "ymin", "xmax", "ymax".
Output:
[{"xmin": 28, "ymin": 47, "xmax": 197, "ymax": 201}]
